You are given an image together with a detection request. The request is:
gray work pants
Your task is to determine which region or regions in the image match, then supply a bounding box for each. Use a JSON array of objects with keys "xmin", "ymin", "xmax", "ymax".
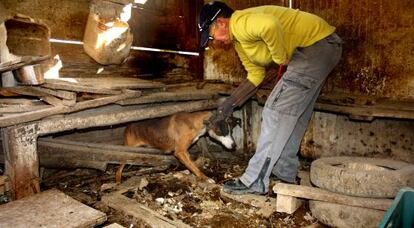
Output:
[{"xmin": 239, "ymin": 33, "xmax": 343, "ymax": 193}]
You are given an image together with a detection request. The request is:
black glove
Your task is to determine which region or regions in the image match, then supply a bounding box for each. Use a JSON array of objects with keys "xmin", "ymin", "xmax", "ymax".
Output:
[{"xmin": 218, "ymin": 79, "xmax": 257, "ymax": 117}]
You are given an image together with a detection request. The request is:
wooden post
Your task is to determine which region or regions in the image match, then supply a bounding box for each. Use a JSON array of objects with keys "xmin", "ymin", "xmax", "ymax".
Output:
[{"xmin": 2, "ymin": 124, "xmax": 40, "ymax": 200}]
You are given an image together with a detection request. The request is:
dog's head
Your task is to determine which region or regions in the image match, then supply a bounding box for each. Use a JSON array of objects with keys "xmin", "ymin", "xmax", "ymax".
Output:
[{"xmin": 204, "ymin": 114, "xmax": 241, "ymax": 150}]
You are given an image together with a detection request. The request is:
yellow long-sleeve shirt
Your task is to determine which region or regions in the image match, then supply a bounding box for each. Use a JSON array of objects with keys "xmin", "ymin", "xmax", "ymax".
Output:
[{"xmin": 229, "ymin": 5, "xmax": 336, "ymax": 86}]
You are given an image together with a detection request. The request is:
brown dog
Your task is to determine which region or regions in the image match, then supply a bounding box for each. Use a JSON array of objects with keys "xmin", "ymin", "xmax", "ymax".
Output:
[{"xmin": 124, "ymin": 111, "xmax": 240, "ymax": 181}]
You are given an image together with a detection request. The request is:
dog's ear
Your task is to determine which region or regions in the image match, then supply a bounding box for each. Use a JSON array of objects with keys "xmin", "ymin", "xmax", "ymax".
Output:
[{"xmin": 227, "ymin": 116, "xmax": 241, "ymax": 129}]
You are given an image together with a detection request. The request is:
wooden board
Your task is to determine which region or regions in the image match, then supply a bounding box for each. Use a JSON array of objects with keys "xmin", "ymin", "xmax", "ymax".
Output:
[
  {"xmin": 41, "ymin": 79, "xmax": 122, "ymax": 95},
  {"xmin": 36, "ymin": 138, "xmax": 178, "ymax": 170},
  {"xmin": 257, "ymin": 90, "xmax": 414, "ymax": 120},
  {"xmin": 117, "ymin": 90, "xmax": 219, "ymax": 105},
  {"xmin": 0, "ymin": 189, "xmax": 106, "ymax": 227},
  {"xmin": 272, "ymin": 183, "xmax": 393, "ymax": 211},
  {"xmin": 0, "ymin": 90, "xmax": 142, "ymax": 127},
  {"xmin": 69, "ymin": 77, "xmax": 165, "ymax": 90}
]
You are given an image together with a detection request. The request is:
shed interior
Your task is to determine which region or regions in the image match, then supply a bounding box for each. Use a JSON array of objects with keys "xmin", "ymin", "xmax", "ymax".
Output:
[{"xmin": 0, "ymin": 0, "xmax": 413, "ymax": 227}]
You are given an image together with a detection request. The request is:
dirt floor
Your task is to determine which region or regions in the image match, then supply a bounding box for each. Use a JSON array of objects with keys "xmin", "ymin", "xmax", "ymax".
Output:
[{"xmin": 2, "ymin": 150, "xmax": 328, "ymax": 227}]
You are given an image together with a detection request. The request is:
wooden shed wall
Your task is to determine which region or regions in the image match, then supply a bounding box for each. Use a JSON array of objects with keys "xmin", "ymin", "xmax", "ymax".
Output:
[
  {"xmin": 204, "ymin": 0, "xmax": 414, "ymax": 99},
  {"xmin": 295, "ymin": 0, "xmax": 414, "ymax": 99},
  {"xmin": 2, "ymin": 0, "xmax": 203, "ymax": 79}
]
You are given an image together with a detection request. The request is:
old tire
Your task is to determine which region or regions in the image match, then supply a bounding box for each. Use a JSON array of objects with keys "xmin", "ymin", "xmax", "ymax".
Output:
[
  {"xmin": 310, "ymin": 156, "xmax": 414, "ymax": 198},
  {"xmin": 309, "ymin": 200, "xmax": 384, "ymax": 228}
]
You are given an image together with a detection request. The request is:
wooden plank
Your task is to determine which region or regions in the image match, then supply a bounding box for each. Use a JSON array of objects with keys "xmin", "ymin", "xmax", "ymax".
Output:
[
  {"xmin": 0, "ymin": 87, "xmax": 75, "ymax": 106},
  {"xmin": 0, "ymin": 86, "xmax": 46, "ymax": 97},
  {"xmin": 69, "ymin": 77, "xmax": 165, "ymax": 89},
  {"xmin": 0, "ymin": 98, "xmax": 42, "ymax": 105},
  {"xmin": 27, "ymin": 86, "xmax": 76, "ymax": 100},
  {"xmin": 36, "ymin": 138, "xmax": 178, "ymax": 170},
  {"xmin": 0, "ymin": 104, "xmax": 50, "ymax": 113},
  {"xmin": 0, "ymin": 189, "xmax": 106, "ymax": 227},
  {"xmin": 0, "ymin": 90, "xmax": 142, "ymax": 127},
  {"xmin": 70, "ymin": 90, "xmax": 141, "ymax": 111},
  {"xmin": 314, "ymin": 103, "xmax": 414, "ymax": 120},
  {"xmin": 0, "ymin": 56, "xmax": 49, "ymax": 73},
  {"xmin": 41, "ymin": 79, "xmax": 122, "ymax": 94},
  {"xmin": 102, "ymin": 177, "xmax": 190, "ymax": 228},
  {"xmin": 117, "ymin": 90, "xmax": 219, "ymax": 105},
  {"xmin": 272, "ymin": 183, "xmax": 393, "ymax": 211},
  {"xmin": 40, "ymin": 95, "xmax": 66, "ymax": 106},
  {"xmin": 2, "ymin": 126, "xmax": 40, "ymax": 199},
  {"xmin": 40, "ymin": 138, "xmax": 165, "ymax": 154}
]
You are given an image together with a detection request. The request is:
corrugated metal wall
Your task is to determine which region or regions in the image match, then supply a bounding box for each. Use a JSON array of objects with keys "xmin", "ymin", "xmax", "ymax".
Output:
[{"xmin": 205, "ymin": 0, "xmax": 414, "ymax": 99}]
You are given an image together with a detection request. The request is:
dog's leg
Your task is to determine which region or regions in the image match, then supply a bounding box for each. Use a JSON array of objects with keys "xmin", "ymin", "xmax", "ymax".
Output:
[{"xmin": 174, "ymin": 143, "xmax": 208, "ymax": 180}]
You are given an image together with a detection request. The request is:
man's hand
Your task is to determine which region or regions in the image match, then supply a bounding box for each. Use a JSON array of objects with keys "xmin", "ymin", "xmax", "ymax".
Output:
[
  {"xmin": 217, "ymin": 79, "xmax": 257, "ymax": 117},
  {"xmin": 218, "ymin": 96, "xmax": 237, "ymax": 117}
]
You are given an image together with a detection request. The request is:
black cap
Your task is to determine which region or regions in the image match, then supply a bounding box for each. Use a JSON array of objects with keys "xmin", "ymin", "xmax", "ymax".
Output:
[{"xmin": 198, "ymin": 1, "xmax": 233, "ymax": 48}]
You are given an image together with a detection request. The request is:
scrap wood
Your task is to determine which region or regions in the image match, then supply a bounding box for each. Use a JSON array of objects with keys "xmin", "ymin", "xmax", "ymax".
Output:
[
  {"xmin": 0, "ymin": 98, "xmax": 42, "ymax": 105},
  {"xmin": 39, "ymin": 138, "xmax": 165, "ymax": 154},
  {"xmin": 0, "ymin": 104, "xmax": 50, "ymax": 113},
  {"xmin": 35, "ymin": 137, "xmax": 178, "ymax": 170},
  {"xmin": 0, "ymin": 189, "xmax": 106, "ymax": 227},
  {"xmin": 41, "ymin": 79, "xmax": 122, "ymax": 95},
  {"xmin": 68, "ymin": 77, "xmax": 165, "ymax": 90},
  {"xmin": 0, "ymin": 56, "xmax": 50, "ymax": 73},
  {"xmin": 117, "ymin": 90, "xmax": 219, "ymax": 105},
  {"xmin": 26, "ymin": 86, "xmax": 76, "ymax": 100},
  {"xmin": 0, "ymin": 86, "xmax": 76, "ymax": 106},
  {"xmin": 40, "ymin": 95, "xmax": 67, "ymax": 106},
  {"xmin": 272, "ymin": 183, "xmax": 393, "ymax": 211},
  {"xmin": 0, "ymin": 90, "xmax": 142, "ymax": 127}
]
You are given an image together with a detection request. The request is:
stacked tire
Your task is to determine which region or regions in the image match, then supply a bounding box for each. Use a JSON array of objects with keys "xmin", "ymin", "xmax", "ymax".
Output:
[{"xmin": 309, "ymin": 156, "xmax": 414, "ymax": 228}]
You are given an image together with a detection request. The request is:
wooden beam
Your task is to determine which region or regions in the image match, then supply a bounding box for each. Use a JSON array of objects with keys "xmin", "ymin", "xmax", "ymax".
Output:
[
  {"xmin": 67, "ymin": 77, "xmax": 165, "ymax": 90},
  {"xmin": 40, "ymin": 95, "xmax": 65, "ymax": 106},
  {"xmin": 0, "ymin": 104, "xmax": 50, "ymax": 113},
  {"xmin": 0, "ymin": 90, "xmax": 142, "ymax": 127},
  {"xmin": 41, "ymin": 79, "xmax": 122, "ymax": 95},
  {"xmin": 0, "ymin": 56, "xmax": 50, "ymax": 73},
  {"xmin": 117, "ymin": 90, "xmax": 219, "ymax": 105},
  {"xmin": 27, "ymin": 86, "xmax": 76, "ymax": 100},
  {"xmin": 272, "ymin": 183, "xmax": 393, "ymax": 211},
  {"xmin": 2, "ymin": 126, "xmax": 40, "ymax": 200},
  {"xmin": 36, "ymin": 138, "xmax": 178, "ymax": 170},
  {"xmin": 40, "ymin": 138, "xmax": 165, "ymax": 154},
  {"xmin": 0, "ymin": 98, "xmax": 42, "ymax": 106},
  {"xmin": 314, "ymin": 103, "xmax": 414, "ymax": 120}
]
